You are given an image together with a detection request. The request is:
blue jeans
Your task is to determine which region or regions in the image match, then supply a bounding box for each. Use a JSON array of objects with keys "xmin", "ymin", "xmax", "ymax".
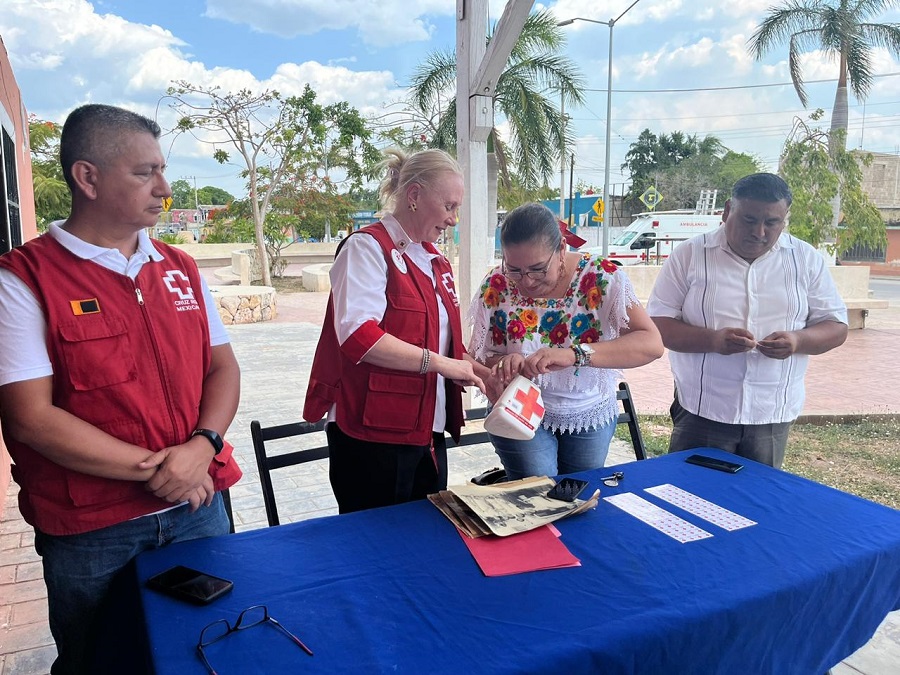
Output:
[
  {"xmin": 34, "ymin": 494, "xmax": 229, "ymax": 675},
  {"xmin": 489, "ymin": 420, "xmax": 616, "ymax": 480}
]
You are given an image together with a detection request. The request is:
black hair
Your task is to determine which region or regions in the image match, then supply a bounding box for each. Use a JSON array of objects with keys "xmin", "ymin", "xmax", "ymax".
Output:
[
  {"xmin": 499, "ymin": 202, "xmax": 562, "ymax": 250},
  {"xmin": 731, "ymin": 173, "xmax": 793, "ymax": 207},
  {"xmin": 60, "ymin": 104, "xmax": 161, "ymax": 191}
]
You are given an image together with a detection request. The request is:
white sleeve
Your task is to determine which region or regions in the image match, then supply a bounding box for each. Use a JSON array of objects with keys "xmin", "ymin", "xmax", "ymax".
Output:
[
  {"xmin": 200, "ymin": 277, "xmax": 230, "ymax": 346},
  {"xmin": 0, "ymin": 268, "xmax": 53, "ymax": 386},
  {"xmin": 804, "ymin": 246, "xmax": 849, "ymax": 326},
  {"xmin": 330, "ymin": 234, "xmax": 389, "ymax": 345},
  {"xmin": 646, "ymin": 244, "xmax": 692, "ymax": 320},
  {"xmin": 466, "ymin": 271, "xmax": 496, "ymax": 362},
  {"xmin": 600, "ymin": 267, "xmax": 640, "ymax": 340}
]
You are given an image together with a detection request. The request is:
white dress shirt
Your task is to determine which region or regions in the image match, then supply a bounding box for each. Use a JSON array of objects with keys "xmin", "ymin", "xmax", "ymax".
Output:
[
  {"xmin": 647, "ymin": 228, "xmax": 847, "ymax": 424},
  {"xmin": 328, "ymin": 214, "xmax": 450, "ymax": 432},
  {"xmin": 0, "ymin": 223, "xmax": 229, "ymax": 387}
]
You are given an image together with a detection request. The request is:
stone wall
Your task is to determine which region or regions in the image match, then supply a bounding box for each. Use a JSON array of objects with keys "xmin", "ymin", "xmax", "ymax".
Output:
[{"xmin": 210, "ymin": 286, "xmax": 277, "ymax": 324}]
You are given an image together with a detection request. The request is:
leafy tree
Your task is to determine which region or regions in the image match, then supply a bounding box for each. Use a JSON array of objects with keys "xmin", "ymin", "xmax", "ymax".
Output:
[
  {"xmin": 165, "ymin": 82, "xmax": 378, "ymax": 285},
  {"xmin": 197, "ymin": 186, "xmax": 234, "ymax": 206},
  {"xmin": 621, "ymin": 130, "xmax": 755, "ymax": 210},
  {"xmin": 28, "ymin": 117, "xmax": 70, "ymax": 229},
  {"xmin": 346, "ymin": 187, "xmax": 380, "ymax": 212},
  {"xmin": 749, "ymin": 0, "xmax": 900, "ymax": 231},
  {"xmin": 170, "ymin": 180, "xmax": 233, "ymax": 209},
  {"xmin": 498, "ymin": 177, "xmax": 558, "ymax": 212},
  {"xmin": 408, "ymin": 9, "xmax": 585, "ymax": 203},
  {"xmin": 169, "ymin": 179, "xmax": 194, "ymax": 209},
  {"xmin": 749, "ymin": 0, "xmax": 900, "ymax": 151},
  {"xmin": 780, "ymin": 112, "xmax": 886, "ymax": 254}
]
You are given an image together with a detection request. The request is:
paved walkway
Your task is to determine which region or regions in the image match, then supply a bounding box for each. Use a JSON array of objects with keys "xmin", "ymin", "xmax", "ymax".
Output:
[{"xmin": 2, "ymin": 284, "xmax": 899, "ymax": 674}]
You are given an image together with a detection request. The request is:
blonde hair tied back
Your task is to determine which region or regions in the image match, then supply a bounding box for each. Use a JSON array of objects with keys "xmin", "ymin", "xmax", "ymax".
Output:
[{"xmin": 377, "ymin": 147, "xmax": 461, "ymax": 212}]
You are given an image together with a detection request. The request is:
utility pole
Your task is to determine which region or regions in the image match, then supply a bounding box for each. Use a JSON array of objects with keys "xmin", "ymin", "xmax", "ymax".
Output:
[{"xmin": 559, "ymin": 89, "xmax": 566, "ymax": 220}]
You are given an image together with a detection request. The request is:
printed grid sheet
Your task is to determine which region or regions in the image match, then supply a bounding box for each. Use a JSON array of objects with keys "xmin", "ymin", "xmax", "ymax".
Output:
[
  {"xmin": 644, "ymin": 484, "xmax": 757, "ymax": 531},
  {"xmin": 604, "ymin": 493, "xmax": 713, "ymax": 543}
]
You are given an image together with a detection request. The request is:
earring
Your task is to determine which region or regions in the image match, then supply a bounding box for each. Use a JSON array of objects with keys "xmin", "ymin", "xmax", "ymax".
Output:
[
  {"xmin": 408, "ymin": 202, "xmax": 417, "ymax": 212},
  {"xmin": 559, "ymin": 256, "xmax": 568, "ymax": 280}
]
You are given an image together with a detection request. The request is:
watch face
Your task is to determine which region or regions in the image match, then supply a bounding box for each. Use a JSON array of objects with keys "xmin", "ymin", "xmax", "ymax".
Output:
[{"xmin": 580, "ymin": 344, "xmax": 595, "ymax": 354}]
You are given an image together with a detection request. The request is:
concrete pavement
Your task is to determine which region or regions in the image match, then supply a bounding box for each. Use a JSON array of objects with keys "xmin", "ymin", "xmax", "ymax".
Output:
[{"xmin": 2, "ymin": 285, "xmax": 899, "ymax": 674}]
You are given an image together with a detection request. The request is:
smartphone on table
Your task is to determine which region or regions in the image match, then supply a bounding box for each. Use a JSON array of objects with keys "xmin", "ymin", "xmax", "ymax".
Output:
[
  {"xmin": 147, "ymin": 565, "xmax": 234, "ymax": 605},
  {"xmin": 685, "ymin": 454, "xmax": 744, "ymax": 474}
]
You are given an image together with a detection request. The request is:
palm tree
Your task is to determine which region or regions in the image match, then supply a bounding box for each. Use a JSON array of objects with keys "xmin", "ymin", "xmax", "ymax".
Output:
[
  {"xmin": 409, "ymin": 9, "xmax": 585, "ymax": 207},
  {"xmin": 749, "ymin": 0, "xmax": 900, "ymax": 152}
]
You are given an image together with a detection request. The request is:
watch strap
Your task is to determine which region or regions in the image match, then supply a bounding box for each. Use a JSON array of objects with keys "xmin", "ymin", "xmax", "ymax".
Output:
[{"xmin": 191, "ymin": 428, "xmax": 224, "ymax": 454}]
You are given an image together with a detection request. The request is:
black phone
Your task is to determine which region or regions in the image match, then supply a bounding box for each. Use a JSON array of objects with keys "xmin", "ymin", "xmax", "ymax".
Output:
[
  {"xmin": 547, "ymin": 477, "xmax": 589, "ymax": 502},
  {"xmin": 685, "ymin": 454, "xmax": 744, "ymax": 474},
  {"xmin": 147, "ymin": 565, "xmax": 234, "ymax": 605}
]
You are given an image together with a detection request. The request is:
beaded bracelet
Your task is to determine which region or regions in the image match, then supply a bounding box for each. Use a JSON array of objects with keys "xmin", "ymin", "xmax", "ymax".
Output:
[{"xmin": 419, "ymin": 348, "xmax": 431, "ymax": 375}]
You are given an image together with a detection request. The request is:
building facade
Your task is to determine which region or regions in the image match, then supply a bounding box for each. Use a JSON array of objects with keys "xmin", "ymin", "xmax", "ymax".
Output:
[
  {"xmin": 0, "ymin": 36, "xmax": 38, "ymax": 512},
  {"xmin": 853, "ymin": 151, "xmax": 900, "ymax": 265}
]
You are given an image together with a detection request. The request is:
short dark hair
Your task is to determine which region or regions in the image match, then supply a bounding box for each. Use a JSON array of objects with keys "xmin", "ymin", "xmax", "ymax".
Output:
[
  {"xmin": 731, "ymin": 173, "xmax": 792, "ymax": 207},
  {"xmin": 60, "ymin": 104, "xmax": 161, "ymax": 191},
  {"xmin": 500, "ymin": 202, "xmax": 562, "ymax": 250}
]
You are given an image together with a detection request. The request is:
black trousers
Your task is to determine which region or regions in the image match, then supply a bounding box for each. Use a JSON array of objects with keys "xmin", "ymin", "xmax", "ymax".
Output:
[{"xmin": 327, "ymin": 423, "xmax": 448, "ymax": 514}]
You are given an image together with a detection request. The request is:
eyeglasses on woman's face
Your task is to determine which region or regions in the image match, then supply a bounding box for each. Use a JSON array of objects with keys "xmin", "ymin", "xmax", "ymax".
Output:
[{"xmin": 502, "ymin": 250, "xmax": 557, "ymax": 281}]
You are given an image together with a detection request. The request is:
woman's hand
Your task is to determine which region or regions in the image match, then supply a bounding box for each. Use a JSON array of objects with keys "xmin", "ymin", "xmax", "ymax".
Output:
[
  {"xmin": 492, "ymin": 353, "xmax": 525, "ymax": 387},
  {"xmin": 435, "ymin": 354, "xmax": 486, "ymax": 395},
  {"xmin": 521, "ymin": 347, "xmax": 576, "ymax": 377}
]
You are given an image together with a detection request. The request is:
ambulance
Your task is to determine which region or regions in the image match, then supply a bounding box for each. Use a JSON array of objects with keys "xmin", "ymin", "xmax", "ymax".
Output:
[{"xmin": 584, "ymin": 208, "xmax": 723, "ymax": 266}]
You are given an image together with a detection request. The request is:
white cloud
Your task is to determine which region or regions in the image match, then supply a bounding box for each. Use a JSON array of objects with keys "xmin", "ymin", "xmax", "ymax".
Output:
[
  {"xmin": 0, "ymin": 0, "xmax": 412, "ymax": 195},
  {"xmin": 204, "ymin": 0, "xmax": 453, "ymax": 47}
]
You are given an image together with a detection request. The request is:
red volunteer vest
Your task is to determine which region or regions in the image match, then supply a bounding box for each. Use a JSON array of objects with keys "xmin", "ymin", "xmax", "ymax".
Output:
[
  {"xmin": 0, "ymin": 235, "xmax": 241, "ymax": 535},
  {"xmin": 303, "ymin": 223, "xmax": 465, "ymax": 445}
]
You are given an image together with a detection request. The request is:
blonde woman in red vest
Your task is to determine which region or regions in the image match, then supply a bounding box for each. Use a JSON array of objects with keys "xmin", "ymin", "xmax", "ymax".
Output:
[{"xmin": 304, "ymin": 148, "xmax": 488, "ymax": 513}]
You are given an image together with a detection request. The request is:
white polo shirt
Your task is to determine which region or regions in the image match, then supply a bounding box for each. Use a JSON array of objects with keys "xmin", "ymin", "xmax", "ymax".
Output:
[
  {"xmin": 647, "ymin": 228, "xmax": 847, "ymax": 424},
  {"xmin": 0, "ymin": 223, "xmax": 229, "ymax": 387}
]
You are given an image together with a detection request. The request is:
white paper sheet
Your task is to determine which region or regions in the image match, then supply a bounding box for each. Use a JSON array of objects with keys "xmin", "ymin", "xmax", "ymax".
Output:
[
  {"xmin": 644, "ymin": 484, "xmax": 757, "ymax": 531},
  {"xmin": 604, "ymin": 492, "xmax": 713, "ymax": 543}
]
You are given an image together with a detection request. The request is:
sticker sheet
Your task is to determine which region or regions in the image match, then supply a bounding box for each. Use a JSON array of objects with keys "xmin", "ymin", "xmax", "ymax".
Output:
[
  {"xmin": 644, "ymin": 484, "xmax": 757, "ymax": 531},
  {"xmin": 604, "ymin": 493, "xmax": 713, "ymax": 543}
]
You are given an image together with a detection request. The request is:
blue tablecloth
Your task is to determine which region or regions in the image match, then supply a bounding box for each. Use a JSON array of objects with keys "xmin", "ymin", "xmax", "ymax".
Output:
[{"xmin": 133, "ymin": 449, "xmax": 900, "ymax": 674}]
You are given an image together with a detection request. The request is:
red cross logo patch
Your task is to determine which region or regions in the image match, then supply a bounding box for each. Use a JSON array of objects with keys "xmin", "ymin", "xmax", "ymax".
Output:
[{"xmin": 515, "ymin": 384, "xmax": 545, "ymax": 421}]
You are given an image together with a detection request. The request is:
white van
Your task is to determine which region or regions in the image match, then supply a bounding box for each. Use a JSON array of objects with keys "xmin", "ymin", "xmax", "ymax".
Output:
[{"xmin": 584, "ymin": 209, "xmax": 723, "ymax": 265}]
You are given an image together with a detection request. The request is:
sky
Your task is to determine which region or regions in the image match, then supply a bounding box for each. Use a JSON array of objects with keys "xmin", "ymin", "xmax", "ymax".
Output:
[{"xmin": 4, "ymin": 0, "xmax": 900, "ymax": 207}]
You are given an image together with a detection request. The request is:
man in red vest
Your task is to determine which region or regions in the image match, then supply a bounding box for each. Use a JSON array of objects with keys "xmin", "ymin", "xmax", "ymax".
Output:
[{"xmin": 0, "ymin": 104, "xmax": 242, "ymax": 674}]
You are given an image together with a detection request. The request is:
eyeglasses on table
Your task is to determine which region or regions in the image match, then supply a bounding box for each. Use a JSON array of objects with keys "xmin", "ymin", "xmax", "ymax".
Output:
[{"xmin": 197, "ymin": 604, "xmax": 312, "ymax": 674}]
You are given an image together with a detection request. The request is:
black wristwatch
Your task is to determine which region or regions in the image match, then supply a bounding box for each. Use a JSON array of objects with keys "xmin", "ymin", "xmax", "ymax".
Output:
[{"xmin": 191, "ymin": 428, "xmax": 224, "ymax": 455}]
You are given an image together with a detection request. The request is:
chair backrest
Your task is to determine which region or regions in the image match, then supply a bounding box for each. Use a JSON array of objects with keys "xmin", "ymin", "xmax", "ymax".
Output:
[
  {"xmin": 250, "ymin": 418, "xmax": 328, "ymax": 527},
  {"xmin": 616, "ymin": 381, "xmax": 648, "ymax": 461},
  {"xmin": 454, "ymin": 384, "xmax": 647, "ymax": 461},
  {"xmin": 248, "ymin": 386, "xmax": 646, "ymax": 528}
]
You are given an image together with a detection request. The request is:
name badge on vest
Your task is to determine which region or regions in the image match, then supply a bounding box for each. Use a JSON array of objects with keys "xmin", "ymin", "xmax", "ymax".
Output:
[{"xmin": 391, "ymin": 249, "xmax": 408, "ymax": 274}]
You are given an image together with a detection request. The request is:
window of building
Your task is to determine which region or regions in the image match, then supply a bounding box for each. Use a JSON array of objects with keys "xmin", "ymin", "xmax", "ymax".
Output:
[{"xmin": 0, "ymin": 125, "xmax": 22, "ymax": 254}]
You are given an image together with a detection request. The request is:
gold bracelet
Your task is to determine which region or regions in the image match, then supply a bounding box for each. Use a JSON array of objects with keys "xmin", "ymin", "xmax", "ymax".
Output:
[{"xmin": 419, "ymin": 348, "xmax": 431, "ymax": 375}]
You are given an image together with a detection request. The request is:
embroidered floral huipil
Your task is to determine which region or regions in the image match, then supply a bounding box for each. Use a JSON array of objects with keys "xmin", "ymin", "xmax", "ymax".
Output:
[{"xmin": 468, "ymin": 253, "xmax": 639, "ymax": 433}]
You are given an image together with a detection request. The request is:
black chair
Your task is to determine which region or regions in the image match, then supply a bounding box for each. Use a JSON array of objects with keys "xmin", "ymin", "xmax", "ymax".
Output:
[
  {"xmin": 616, "ymin": 381, "xmax": 648, "ymax": 461},
  {"xmin": 220, "ymin": 488, "xmax": 235, "ymax": 533},
  {"xmin": 468, "ymin": 380, "xmax": 648, "ymax": 484},
  {"xmin": 248, "ymin": 385, "xmax": 647, "ymax": 527},
  {"xmin": 249, "ymin": 411, "xmax": 495, "ymax": 527},
  {"xmin": 250, "ymin": 418, "xmax": 329, "ymax": 527}
]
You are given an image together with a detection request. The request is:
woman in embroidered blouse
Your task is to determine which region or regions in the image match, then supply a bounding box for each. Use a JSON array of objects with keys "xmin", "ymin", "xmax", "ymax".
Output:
[{"xmin": 469, "ymin": 202, "xmax": 664, "ymax": 480}]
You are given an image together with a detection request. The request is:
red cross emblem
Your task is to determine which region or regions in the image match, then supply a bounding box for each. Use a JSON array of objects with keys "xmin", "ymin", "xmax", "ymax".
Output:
[{"xmin": 515, "ymin": 385, "xmax": 544, "ymax": 420}]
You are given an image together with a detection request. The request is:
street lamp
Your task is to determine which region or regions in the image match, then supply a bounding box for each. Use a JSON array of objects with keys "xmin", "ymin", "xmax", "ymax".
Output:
[{"xmin": 558, "ymin": 0, "xmax": 642, "ymax": 256}]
